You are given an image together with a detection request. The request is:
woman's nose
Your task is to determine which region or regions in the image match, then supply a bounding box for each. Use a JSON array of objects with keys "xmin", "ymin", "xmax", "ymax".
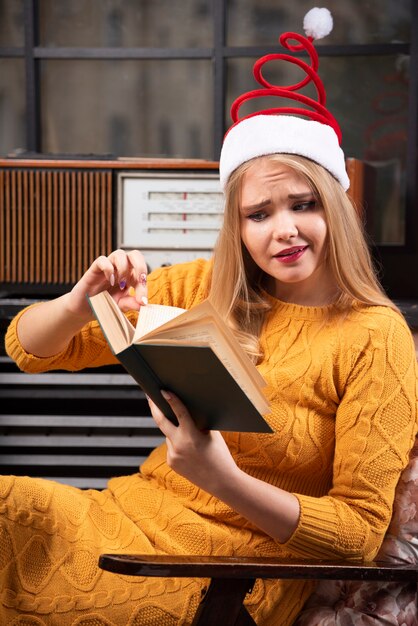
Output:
[{"xmin": 272, "ymin": 213, "xmax": 298, "ymax": 240}]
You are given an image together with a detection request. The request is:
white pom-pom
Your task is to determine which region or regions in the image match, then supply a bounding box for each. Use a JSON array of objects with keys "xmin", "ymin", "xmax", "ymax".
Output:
[{"xmin": 303, "ymin": 7, "xmax": 333, "ymax": 40}]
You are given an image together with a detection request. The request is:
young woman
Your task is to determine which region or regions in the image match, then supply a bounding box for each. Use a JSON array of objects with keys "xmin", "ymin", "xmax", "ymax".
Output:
[{"xmin": 2, "ymin": 10, "xmax": 417, "ymax": 626}]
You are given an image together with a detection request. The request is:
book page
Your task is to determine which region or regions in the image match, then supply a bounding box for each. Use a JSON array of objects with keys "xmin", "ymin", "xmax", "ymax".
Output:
[
  {"xmin": 137, "ymin": 300, "xmax": 214, "ymax": 341},
  {"xmin": 87, "ymin": 291, "xmax": 135, "ymax": 354},
  {"xmin": 133, "ymin": 304, "xmax": 186, "ymax": 342}
]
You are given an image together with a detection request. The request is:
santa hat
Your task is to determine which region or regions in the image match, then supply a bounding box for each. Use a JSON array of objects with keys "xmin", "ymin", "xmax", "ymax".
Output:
[{"xmin": 219, "ymin": 8, "xmax": 350, "ymax": 191}]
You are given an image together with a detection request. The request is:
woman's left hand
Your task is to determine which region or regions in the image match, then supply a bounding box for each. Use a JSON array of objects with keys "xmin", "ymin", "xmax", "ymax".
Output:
[
  {"xmin": 148, "ymin": 390, "xmax": 301, "ymax": 543},
  {"xmin": 148, "ymin": 390, "xmax": 238, "ymax": 494}
]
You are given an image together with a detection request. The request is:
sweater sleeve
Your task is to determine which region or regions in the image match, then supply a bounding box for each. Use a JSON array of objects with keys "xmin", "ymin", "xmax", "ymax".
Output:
[
  {"xmin": 283, "ymin": 310, "xmax": 418, "ymax": 562},
  {"xmin": 5, "ymin": 302, "xmax": 124, "ymax": 373}
]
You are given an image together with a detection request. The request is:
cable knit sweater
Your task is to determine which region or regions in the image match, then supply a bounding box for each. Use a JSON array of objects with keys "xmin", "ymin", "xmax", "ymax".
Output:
[{"xmin": 2, "ymin": 258, "xmax": 417, "ymax": 626}]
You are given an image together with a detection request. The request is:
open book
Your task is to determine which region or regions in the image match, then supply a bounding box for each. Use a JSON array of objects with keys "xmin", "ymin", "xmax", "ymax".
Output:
[{"xmin": 87, "ymin": 291, "xmax": 272, "ymax": 433}]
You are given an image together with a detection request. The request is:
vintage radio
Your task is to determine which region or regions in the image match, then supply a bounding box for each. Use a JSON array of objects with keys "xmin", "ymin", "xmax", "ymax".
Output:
[{"xmin": 0, "ymin": 157, "xmax": 219, "ymax": 295}]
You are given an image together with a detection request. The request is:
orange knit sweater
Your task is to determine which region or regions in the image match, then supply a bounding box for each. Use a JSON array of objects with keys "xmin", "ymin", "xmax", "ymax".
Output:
[{"xmin": 2, "ymin": 258, "xmax": 417, "ymax": 626}]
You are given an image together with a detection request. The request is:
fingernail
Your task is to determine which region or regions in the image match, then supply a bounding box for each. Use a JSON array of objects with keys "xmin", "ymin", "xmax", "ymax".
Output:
[
  {"xmin": 119, "ymin": 280, "xmax": 126, "ymax": 290},
  {"xmin": 110, "ymin": 273, "xmax": 115, "ymax": 286},
  {"xmin": 161, "ymin": 390, "xmax": 171, "ymax": 400},
  {"xmin": 140, "ymin": 272, "xmax": 147, "ymax": 287},
  {"xmin": 141, "ymin": 296, "xmax": 148, "ymax": 305}
]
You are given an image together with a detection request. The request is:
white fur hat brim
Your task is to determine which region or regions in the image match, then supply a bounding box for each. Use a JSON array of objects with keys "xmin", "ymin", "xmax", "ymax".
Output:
[{"xmin": 219, "ymin": 115, "xmax": 350, "ymax": 191}]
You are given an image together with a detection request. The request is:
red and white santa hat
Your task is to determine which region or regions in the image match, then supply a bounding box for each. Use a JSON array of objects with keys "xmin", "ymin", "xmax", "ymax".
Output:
[{"xmin": 219, "ymin": 8, "xmax": 350, "ymax": 191}]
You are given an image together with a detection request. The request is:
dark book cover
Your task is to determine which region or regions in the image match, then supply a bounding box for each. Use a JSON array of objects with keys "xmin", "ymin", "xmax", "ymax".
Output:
[{"xmin": 118, "ymin": 343, "xmax": 273, "ymax": 433}]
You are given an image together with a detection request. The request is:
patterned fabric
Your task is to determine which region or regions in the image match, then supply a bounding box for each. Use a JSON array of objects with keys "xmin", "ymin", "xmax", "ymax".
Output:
[
  {"xmin": 0, "ymin": 475, "xmax": 205, "ymax": 626},
  {"xmin": 295, "ymin": 437, "xmax": 418, "ymax": 625},
  {"xmin": 3, "ymin": 259, "xmax": 418, "ymax": 625}
]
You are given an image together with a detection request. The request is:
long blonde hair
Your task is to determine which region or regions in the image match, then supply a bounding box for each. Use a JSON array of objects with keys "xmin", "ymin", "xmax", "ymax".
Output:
[{"xmin": 209, "ymin": 154, "xmax": 399, "ymax": 361}]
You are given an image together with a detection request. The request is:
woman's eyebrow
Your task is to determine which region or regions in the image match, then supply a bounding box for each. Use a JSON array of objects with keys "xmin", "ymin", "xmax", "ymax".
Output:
[
  {"xmin": 288, "ymin": 192, "xmax": 315, "ymax": 199},
  {"xmin": 241, "ymin": 192, "xmax": 315, "ymax": 211},
  {"xmin": 240, "ymin": 199, "xmax": 271, "ymax": 213}
]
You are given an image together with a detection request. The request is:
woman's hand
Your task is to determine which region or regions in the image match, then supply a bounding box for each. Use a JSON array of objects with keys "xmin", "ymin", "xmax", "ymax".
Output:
[
  {"xmin": 15, "ymin": 249, "xmax": 149, "ymax": 359},
  {"xmin": 68, "ymin": 248, "xmax": 149, "ymax": 320},
  {"xmin": 148, "ymin": 390, "xmax": 239, "ymax": 494},
  {"xmin": 148, "ymin": 390, "xmax": 301, "ymax": 543}
]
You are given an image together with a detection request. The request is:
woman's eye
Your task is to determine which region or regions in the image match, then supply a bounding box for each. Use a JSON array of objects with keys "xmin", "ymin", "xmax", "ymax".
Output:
[
  {"xmin": 248, "ymin": 211, "xmax": 267, "ymax": 222},
  {"xmin": 293, "ymin": 200, "xmax": 316, "ymax": 212}
]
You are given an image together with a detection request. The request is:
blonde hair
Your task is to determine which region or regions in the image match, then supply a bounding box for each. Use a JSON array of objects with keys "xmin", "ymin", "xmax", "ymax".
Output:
[{"xmin": 209, "ymin": 154, "xmax": 399, "ymax": 361}]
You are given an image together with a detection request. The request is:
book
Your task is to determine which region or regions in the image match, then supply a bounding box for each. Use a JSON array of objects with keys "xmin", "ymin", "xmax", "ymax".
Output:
[{"xmin": 87, "ymin": 291, "xmax": 272, "ymax": 433}]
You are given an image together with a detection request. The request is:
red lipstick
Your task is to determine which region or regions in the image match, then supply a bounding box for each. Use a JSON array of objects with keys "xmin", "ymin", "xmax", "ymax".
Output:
[{"xmin": 274, "ymin": 245, "xmax": 308, "ymax": 264}]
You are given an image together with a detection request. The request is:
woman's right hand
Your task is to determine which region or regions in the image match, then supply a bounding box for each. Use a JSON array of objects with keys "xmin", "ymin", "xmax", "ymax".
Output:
[
  {"xmin": 14, "ymin": 249, "xmax": 149, "ymax": 359},
  {"xmin": 68, "ymin": 248, "xmax": 149, "ymax": 320}
]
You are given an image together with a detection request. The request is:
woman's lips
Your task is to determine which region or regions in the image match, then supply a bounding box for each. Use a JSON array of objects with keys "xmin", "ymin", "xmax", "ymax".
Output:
[{"xmin": 274, "ymin": 245, "xmax": 308, "ymax": 264}]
